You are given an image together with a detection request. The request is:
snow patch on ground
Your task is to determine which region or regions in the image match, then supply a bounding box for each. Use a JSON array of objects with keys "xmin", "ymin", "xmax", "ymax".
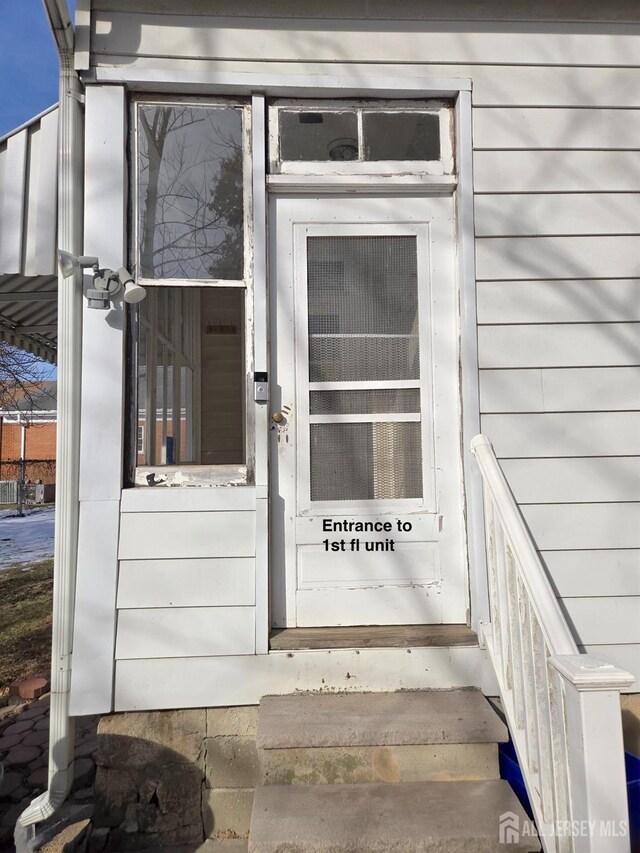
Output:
[{"xmin": 0, "ymin": 507, "xmax": 55, "ymax": 570}]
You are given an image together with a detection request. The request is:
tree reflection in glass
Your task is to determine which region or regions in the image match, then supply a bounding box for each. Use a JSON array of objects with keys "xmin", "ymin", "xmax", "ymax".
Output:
[{"xmin": 138, "ymin": 104, "xmax": 244, "ymax": 280}]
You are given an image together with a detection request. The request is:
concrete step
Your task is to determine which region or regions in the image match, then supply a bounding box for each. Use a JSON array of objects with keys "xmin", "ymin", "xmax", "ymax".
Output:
[
  {"xmin": 256, "ymin": 689, "xmax": 507, "ymax": 750},
  {"xmin": 249, "ymin": 780, "xmax": 541, "ymax": 852},
  {"xmin": 260, "ymin": 742, "xmax": 500, "ymax": 785}
]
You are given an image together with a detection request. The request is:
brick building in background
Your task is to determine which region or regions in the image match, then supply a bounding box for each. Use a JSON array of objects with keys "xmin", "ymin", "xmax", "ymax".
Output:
[{"xmin": 0, "ymin": 382, "xmax": 57, "ymax": 486}]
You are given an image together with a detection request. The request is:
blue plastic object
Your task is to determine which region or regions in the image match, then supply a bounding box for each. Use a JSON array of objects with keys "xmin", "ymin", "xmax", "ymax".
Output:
[{"xmin": 499, "ymin": 740, "xmax": 640, "ymax": 850}]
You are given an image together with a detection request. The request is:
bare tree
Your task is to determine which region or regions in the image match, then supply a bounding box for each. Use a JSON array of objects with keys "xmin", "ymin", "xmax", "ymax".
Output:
[
  {"xmin": 138, "ymin": 104, "xmax": 244, "ymax": 281},
  {"xmin": 0, "ymin": 342, "xmax": 53, "ymax": 419}
]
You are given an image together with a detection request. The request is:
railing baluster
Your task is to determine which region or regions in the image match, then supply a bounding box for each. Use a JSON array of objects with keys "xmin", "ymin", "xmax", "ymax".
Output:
[
  {"xmin": 517, "ymin": 587, "xmax": 539, "ymax": 774},
  {"xmin": 547, "ymin": 663, "xmax": 572, "ymax": 852},
  {"xmin": 494, "ymin": 511, "xmax": 512, "ymax": 687},
  {"xmin": 485, "ymin": 492, "xmax": 502, "ymax": 663},
  {"xmin": 505, "ymin": 542, "xmax": 525, "ymax": 729},
  {"xmin": 530, "ymin": 611, "xmax": 555, "ymax": 825}
]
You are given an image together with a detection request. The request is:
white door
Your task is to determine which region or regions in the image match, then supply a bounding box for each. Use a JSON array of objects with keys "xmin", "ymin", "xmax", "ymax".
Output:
[{"xmin": 269, "ymin": 195, "xmax": 467, "ymax": 628}]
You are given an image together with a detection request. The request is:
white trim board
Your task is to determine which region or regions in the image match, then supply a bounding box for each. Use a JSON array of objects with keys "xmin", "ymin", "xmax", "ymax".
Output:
[{"xmin": 113, "ymin": 645, "xmax": 498, "ymax": 711}]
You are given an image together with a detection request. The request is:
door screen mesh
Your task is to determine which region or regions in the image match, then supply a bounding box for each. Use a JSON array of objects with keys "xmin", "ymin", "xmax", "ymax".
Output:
[
  {"xmin": 310, "ymin": 422, "xmax": 423, "ymax": 501},
  {"xmin": 307, "ymin": 236, "xmax": 419, "ymax": 383},
  {"xmin": 306, "ymin": 235, "xmax": 423, "ymax": 502}
]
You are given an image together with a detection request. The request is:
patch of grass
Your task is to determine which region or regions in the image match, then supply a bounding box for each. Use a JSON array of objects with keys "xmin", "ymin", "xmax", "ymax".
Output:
[{"xmin": 0, "ymin": 559, "xmax": 53, "ymax": 696}]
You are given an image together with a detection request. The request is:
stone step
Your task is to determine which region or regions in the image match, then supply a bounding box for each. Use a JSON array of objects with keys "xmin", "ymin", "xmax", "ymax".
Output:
[
  {"xmin": 260, "ymin": 742, "xmax": 500, "ymax": 785},
  {"xmin": 256, "ymin": 689, "xmax": 507, "ymax": 750},
  {"xmin": 249, "ymin": 780, "xmax": 541, "ymax": 852}
]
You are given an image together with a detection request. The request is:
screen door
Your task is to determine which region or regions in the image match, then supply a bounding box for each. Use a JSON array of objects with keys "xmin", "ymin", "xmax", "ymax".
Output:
[{"xmin": 270, "ymin": 196, "xmax": 467, "ymax": 628}]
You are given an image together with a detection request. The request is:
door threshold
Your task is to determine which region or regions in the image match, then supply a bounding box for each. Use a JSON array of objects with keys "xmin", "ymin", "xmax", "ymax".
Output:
[{"xmin": 269, "ymin": 624, "xmax": 477, "ymax": 651}]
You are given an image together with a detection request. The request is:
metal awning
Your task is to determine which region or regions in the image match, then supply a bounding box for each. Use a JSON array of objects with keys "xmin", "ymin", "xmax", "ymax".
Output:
[
  {"xmin": 0, "ymin": 105, "xmax": 59, "ymax": 363},
  {"xmin": 0, "ymin": 274, "xmax": 58, "ymax": 362}
]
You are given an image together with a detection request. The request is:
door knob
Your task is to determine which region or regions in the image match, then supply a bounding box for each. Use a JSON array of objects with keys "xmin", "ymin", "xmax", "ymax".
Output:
[{"xmin": 271, "ymin": 411, "xmax": 285, "ymax": 423}]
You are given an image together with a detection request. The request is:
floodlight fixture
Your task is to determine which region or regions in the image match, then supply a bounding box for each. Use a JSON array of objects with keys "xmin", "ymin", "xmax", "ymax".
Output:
[
  {"xmin": 58, "ymin": 250, "xmax": 99, "ymax": 279},
  {"xmin": 117, "ymin": 268, "xmax": 147, "ymax": 304},
  {"xmin": 57, "ymin": 252, "xmax": 147, "ymax": 308}
]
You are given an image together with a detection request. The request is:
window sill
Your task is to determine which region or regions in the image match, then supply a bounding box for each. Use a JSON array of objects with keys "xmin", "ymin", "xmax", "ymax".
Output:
[
  {"xmin": 134, "ymin": 465, "xmax": 247, "ymax": 488},
  {"xmin": 266, "ymin": 174, "xmax": 456, "ymax": 195}
]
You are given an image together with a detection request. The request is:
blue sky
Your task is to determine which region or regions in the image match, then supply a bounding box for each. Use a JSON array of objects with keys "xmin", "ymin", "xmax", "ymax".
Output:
[
  {"xmin": 0, "ymin": 1, "xmax": 75, "ymax": 139},
  {"xmin": 0, "ymin": 2, "xmax": 77, "ymax": 377}
]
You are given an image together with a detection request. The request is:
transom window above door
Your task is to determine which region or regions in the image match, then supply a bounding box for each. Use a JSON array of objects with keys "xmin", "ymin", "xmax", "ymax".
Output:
[{"xmin": 269, "ymin": 100, "xmax": 453, "ymax": 175}]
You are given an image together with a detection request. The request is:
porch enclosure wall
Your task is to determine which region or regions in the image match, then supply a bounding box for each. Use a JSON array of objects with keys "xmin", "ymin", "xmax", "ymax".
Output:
[{"xmin": 69, "ymin": 0, "xmax": 640, "ymax": 713}]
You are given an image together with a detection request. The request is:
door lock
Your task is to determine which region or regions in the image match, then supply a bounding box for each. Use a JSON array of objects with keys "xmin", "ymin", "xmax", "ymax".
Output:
[{"xmin": 271, "ymin": 411, "xmax": 284, "ymax": 424}]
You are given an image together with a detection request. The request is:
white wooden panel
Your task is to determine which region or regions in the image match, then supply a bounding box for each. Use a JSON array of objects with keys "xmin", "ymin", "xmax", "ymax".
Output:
[
  {"xmin": 117, "ymin": 558, "xmax": 255, "ymax": 608},
  {"xmin": 297, "ymin": 586, "xmax": 444, "ymax": 627},
  {"xmin": 94, "ymin": 0, "xmax": 640, "ymax": 25},
  {"xmin": 113, "ymin": 646, "xmax": 498, "ymax": 711},
  {"xmin": 120, "ymin": 486, "xmax": 257, "ymax": 513},
  {"xmin": 79, "ymin": 86, "xmax": 127, "ymax": 501},
  {"xmin": 23, "ymin": 110, "xmax": 58, "ymax": 276},
  {"xmin": 542, "ymin": 550, "xmax": 640, "ymax": 598},
  {"xmin": 476, "ymin": 237, "xmax": 640, "ymax": 281},
  {"xmin": 70, "ymin": 500, "xmax": 120, "ymax": 715},
  {"xmin": 522, "ymin": 503, "xmax": 640, "ymax": 549},
  {"xmin": 475, "ymin": 195, "xmax": 640, "ymax": 238},
  {"xmin": 90, "ymin": 14, "xmax": 640, "ymax": 69},
  {"xmin": 298, "ymin": 543, "xmax": 438, "ymax": 586},
  {"xmin": 482, "ymin": 413, "xmax": 640, "ymax": 457},
  {"xmin": 92, "ymin": 58, "xmax": 640, "ymax": 108},
  {"xmin": 473, "ymin": 108, "xmax": 640, "ymax": 150},
  {"xmin": 500, "ymin": 458, "xmax": 640, "ymax": 503},
  {"xmin": 562, "ymin": 598, "xmax": 640, "ymax": 645},
  {"xmin": 480, "ymin": 367, "xmax": 640, "ymax": 413},
  {"xmin": 478, "ymin": 324, "xmax": 640, "ymax": 368},
  {"xmin": 477, "ymin": 280, "xmax": 640, "ymax": 323},
  {"xmin": 474, "ymin": 151, "xmax": 640, "ymax": 193},
  {"xmin": 115, "ymin": 606, "xmax": 255, "ymax": 658},
  {"xmin": 118, "ymin": 510, "xmax": 256, "ymax": 559},
  {"xmin": 578, "ymin": 645, "xmax": 639, "ymax": 692},
  {"xmin": 0, "ymin": 129, "xmax": 27, "ymax": 274},
  {"xmin": 457, "ymin": 89, "xmax": 490, "ymax": 636}
]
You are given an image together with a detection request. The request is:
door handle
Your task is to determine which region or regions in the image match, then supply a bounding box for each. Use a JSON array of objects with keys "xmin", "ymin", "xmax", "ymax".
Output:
[{"xmin": 271, "ymin": 411, "xmax": 285, "ymax": 423}]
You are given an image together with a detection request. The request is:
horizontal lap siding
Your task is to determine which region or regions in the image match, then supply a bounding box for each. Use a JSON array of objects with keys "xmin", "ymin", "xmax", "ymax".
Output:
[
  {"xmin": 91, "ymin": 6, "xmax": 640, "ymax": 688},
  {"xmin": 116, "ymin": 498, "xmax": 257, "ymax": 663}
]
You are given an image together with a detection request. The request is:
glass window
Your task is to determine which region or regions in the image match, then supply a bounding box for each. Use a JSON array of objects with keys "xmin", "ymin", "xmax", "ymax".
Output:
[
  {"xmin": 273, "ymin": 102, "xmax": 450, "ymax": 173},
  {"xmin": 363, "ymin": 112, "xmax": 440, "ymax": 161},
  {"xmin": 279, "ymin": 111, "xmax": 359, "ymax": 161},
  {"xmin": 136, "ymin": 287, "xmax": 245, "ymax": 468},
  {"xmin": 137, "ymin": 104, "xmax": 244, "ymax": 280}
]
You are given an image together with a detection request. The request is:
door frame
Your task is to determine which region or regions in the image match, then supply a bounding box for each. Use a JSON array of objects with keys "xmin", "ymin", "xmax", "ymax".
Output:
[{"xmin": 250, "ymin": 79, "xmax": 485, "ymax": 650}]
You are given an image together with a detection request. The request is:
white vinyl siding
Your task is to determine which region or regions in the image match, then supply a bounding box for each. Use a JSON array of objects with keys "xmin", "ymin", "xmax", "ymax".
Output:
[
  {"xmin": 113, "ymin": 490, "xmax": 258, "ymax": 675},
  {"xmin": 87, "ymin": 0, "xmax": 640, "ymax": 696}
]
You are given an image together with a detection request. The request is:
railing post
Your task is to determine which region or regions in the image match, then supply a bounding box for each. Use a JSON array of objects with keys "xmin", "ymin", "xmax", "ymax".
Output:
[{"xmin": 549, "ymin": 654, "xmax": 634, "ymax": 853}]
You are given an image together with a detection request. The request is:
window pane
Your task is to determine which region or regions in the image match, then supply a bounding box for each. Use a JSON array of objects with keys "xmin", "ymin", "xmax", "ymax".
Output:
[
  {"xmin": 200, "ymin": 288, "xmax": 245, "ymax": 464},
  {"xmin": 280, "ymin": 111, "xmax": 359, "ymax": 161},
  {"xmin": 363, "ymin": 112, "xmax": 440, "ymax": 161},
  {"xmin": 137, "ymin": 287, "xmax": 244, "ymax": 468},
  {"xmin": 138, "ymin": 104, "xmax": 244, "ymax": 280}
]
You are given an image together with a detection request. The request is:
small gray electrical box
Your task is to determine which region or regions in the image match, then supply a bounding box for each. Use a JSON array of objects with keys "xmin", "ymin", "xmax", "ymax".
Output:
[{"xmin": 254, "ymin": 372, "xmax": 268, "ymax": 402}]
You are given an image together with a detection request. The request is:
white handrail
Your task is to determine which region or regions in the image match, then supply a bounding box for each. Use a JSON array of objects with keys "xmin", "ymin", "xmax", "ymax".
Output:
[{"xmin": 471, "ymin": 435, "xmax": 634, "ymax": 853}]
